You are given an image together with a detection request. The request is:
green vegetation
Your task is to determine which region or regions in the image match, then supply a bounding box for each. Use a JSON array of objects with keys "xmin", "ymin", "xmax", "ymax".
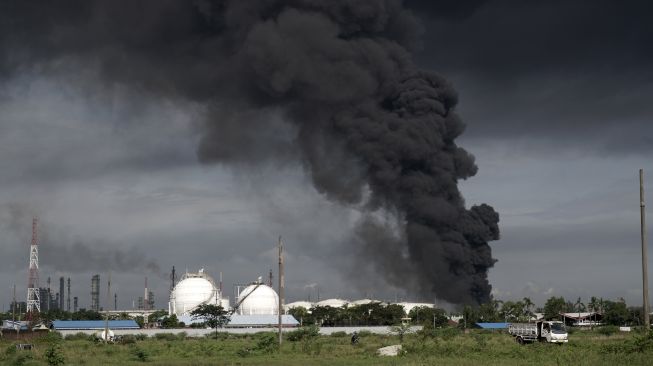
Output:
[
  {"xmin": 287, "ymin": 302, "xmax": 405, "ymax": 326},
  {"xmin": 2, "ymin": 328, "xmax": 653, "ymax": 365},
  {"xmin": 190, "ymin": 304, "xmax": 230, "ymax": 329}
]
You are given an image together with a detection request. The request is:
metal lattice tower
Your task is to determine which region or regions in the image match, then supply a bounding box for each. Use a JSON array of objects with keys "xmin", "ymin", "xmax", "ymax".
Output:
[{"xmin": 27, "ymin": 217, "xmax": 41, "ymax": 314}]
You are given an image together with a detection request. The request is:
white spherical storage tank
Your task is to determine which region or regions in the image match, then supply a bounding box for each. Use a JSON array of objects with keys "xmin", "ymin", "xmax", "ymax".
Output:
[
  {"xmin": 170, "ymin": 269, "xmax": 219, "ymax": 316},
  {"xmin": 236, "ymin": 284, "xmax": 279, "ymax": 315}
]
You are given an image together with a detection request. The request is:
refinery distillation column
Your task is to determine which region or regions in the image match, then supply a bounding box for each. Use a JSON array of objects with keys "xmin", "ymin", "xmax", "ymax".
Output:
[
  {"xmin": 67, "ymin": 278, "xmax": 71, "ymax": 312},
  {"xmin": 26, "ymin": 217, "xmax": 41, "ymax": 315},
  {"xmin": 91, "ymin": 275, "xmax": 100, "ymax": 311}
]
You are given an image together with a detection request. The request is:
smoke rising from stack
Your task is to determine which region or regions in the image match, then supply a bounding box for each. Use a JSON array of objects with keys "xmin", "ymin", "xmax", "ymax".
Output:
[{"xmin": 1, "ymin": 0, "xmax": 499, "ymax": 304}]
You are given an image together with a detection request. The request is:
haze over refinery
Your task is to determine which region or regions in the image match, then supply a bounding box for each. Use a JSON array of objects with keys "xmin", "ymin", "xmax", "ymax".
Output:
[{"xmin": 1, "ymin": 0, "xmax": 652, "ymax": 311}]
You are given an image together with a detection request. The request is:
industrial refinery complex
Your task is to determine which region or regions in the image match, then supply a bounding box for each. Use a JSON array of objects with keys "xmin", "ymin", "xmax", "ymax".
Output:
[{"xmin": 4, "ymin": 217, "xmax": 437, "ymax": 333}]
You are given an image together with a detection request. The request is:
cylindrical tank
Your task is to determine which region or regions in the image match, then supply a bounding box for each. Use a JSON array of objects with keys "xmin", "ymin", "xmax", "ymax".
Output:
[{"xmin": 237, "ymin": 284, "xmax": 279, "ymax": 315}]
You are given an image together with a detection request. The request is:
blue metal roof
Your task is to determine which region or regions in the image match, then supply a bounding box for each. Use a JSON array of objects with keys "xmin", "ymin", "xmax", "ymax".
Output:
[
  {"xmin": 51, "ymin": 320, "xmax": 140, "ymax": 330},
  {"xmin": 475, "ymin": 322, "xmax": 508, "ymax": 329}
]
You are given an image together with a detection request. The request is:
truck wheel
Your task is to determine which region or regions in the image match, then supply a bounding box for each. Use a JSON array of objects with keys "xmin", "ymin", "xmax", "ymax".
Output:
[{"xmin": 517, "ymin": 336, "xmax": 524, "ymax": 345}]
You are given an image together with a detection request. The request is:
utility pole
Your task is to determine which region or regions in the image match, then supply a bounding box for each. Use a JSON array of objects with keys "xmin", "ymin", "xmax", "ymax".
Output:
[
  {"xmin": 104, "ymin": 273, "xmax": 111, "ymax": 343},
  {"xmin": 641, "ymin": 169, "xmax": 650, "ymax": 329},
  {"xmin": 12, "ymin": 284, "xmax": 16, "ymax": 322},
  {"xmin": 278, "ymin": 236, "xmax": 285, "ymax": 347}
]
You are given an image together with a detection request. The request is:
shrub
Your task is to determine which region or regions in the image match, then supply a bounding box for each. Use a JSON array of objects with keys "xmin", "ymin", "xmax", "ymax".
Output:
[
  {"xmin": 286, "ymin": 325, "xmax": 320, "ymax": 342},
  {"xmin": 4, "ymin": 344, "xmax": 17, "ymax": 356},
  {"xmin": 43, "ymin": 331, "xmax": 64, "ymax": 343},
  {"xmin": 44, "ymin": 343, "xmax": 65, "ymax": 366},
  {"xmin": 134, "ymin": 333, "xmax": 148, "ymax": 341},
  {"xmin": 11, "ymin": 353, "xmax": 33, "ymax": 366},
  {"xmin": 254, "ymin": 333, "xmax": 277, "ymax": 354},
  {"xmin": 130, "ymin": 346, "xmax": 150, "ymax": 362},
  {"xmin": 600, "ymin": 330, "xmax": 653, "ymax": 354},
  {"xmin": 120, "ymin": 335, "xmax": 137, "ymax": 344}
]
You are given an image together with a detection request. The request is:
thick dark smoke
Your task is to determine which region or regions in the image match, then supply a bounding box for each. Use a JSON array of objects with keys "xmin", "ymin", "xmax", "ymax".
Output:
[{"xmin": 1, "ymin": 0, "xmax": 499, "ymax": 304}]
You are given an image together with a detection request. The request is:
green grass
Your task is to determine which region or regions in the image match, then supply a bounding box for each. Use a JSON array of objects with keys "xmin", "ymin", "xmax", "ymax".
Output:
[{"xmin": 1, "ymin": 329, "xmax": 651, "ymax": 365}]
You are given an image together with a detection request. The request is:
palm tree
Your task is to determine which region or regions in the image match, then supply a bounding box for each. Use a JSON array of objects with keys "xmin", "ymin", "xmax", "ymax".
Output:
[
  {"xmin": 522, "ymin": 297, "xmax": 534, "ymax": 322},
  {"xmin": 575, "ymin": 297, "xmax": 585, "ymax": 326},
  {"xmin": 588, "ymin": 297, "xmax": 599, "ymax": 329}
]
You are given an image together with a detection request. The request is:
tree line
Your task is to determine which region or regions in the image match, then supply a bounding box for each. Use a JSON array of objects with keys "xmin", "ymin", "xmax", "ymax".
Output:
[{"xmin": 3, "ymin": 296, "xmax": 647, "ymax": 328}]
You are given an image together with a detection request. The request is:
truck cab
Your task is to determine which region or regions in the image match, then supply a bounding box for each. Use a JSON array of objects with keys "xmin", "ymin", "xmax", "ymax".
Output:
[
  {"xmin": 538, "ymin": 321, "xmax": 568, "ymax": 343},
  {"xmin": 509, "ymin": 321, "xmax": 568, "ymax": 344}
]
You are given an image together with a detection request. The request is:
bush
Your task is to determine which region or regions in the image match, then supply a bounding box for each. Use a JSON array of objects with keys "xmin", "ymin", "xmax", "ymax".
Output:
[
  {"xmin": 134, "ymin": 333, "xmax": 148, "ymax": 341},
  {"xmin": 130, "ymin": 346, "xmax": 150, "ymax": 362},
  {"xmin": 44, "ymin": 343, "xmax": 65, "ymax": 366},
  {"xmin": 120, "ymin": 335, "xmax": 137, "ymax": 344},
  {"xmin": 286, "ymin": 325, "xmax": 320, "ymax": 342},
  {"xmin": 4, "ymin": 344, "xmax": 17, "ymax": 356},
  {"xmin": 601, "ymin": 330, "xmax": 653, "ymax": 354},
  {"xmin": 254, "ymin": 333, "xmax": 277, "ymax": 354},
  {"xmin": 43, "ymin": 331, "xmax": 64, "ymax": 343},
  {"xmin": 11, "ymin": 353, "xmax": 33, "ymax": 366}
]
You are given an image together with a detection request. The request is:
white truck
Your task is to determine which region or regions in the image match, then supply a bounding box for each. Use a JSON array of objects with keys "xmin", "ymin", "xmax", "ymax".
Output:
[{"xmin": 508, "ymin": 321, "xmax": 568, "ymax": 344}]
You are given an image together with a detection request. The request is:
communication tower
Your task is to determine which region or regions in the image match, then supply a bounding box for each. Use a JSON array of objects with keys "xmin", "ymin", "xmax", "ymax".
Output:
[{"xmin": 26, "ymin": 217, "xmax": 41, "ymax": 314}]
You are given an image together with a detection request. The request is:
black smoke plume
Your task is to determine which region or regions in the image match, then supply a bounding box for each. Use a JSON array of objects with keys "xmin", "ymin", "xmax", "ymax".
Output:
[{"xmin": 1, "ymin": 0, "xmax": 498, "ymax": 304}]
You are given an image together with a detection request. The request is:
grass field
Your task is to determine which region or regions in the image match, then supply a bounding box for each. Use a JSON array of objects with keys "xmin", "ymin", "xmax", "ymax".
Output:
[{"xmin": 2, "ymin": 328, "xmax": 652, "ymax": 365}]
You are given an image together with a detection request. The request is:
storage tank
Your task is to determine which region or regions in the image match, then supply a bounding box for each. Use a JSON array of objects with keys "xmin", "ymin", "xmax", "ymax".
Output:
[
  {"xmin": 169, "ymin": 269, "xmax": 220, "ymax": 316},
  {"xmin": 236, "ymin": 283, "xmax": 279, "ymax": 315},
  {"xmin": 315, "ymin": 298, "xmax": 349, "ymax": 308},
  {"xmin": 284, "ymin": 301, "xmax": 314, "ymax": 312}
]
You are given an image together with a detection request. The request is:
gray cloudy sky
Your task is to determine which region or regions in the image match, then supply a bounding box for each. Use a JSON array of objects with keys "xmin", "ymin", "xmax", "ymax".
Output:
[{"xmin": 1, "ymin": 0, "xmax": 652, "ymax": 311}]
